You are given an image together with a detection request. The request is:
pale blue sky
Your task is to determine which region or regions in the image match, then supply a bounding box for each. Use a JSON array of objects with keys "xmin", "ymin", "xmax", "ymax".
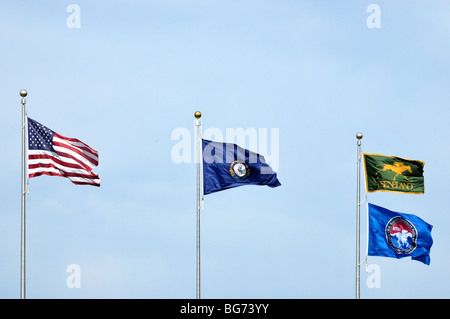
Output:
[{"xmin": 1, "ymin": 1, "xmax": 450, "ymax": 298}]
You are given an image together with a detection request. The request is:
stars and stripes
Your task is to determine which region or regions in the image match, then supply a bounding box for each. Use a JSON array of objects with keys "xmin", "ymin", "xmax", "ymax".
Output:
[{"xmin": 27, "ymin": 117, "xmax": 100, "ymax": 187}]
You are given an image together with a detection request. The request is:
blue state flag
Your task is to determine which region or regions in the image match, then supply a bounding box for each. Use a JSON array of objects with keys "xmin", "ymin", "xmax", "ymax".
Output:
[
  {"xmin": 202, "ymin": 139, "xmax": 281, "ymax": 195},
  {"xmin": 368, "ymin": 203, "xmax": 433, "ymax": 265}
]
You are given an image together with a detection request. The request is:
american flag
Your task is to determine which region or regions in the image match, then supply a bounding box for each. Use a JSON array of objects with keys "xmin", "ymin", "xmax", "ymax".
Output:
[{"xmin": 27, "ymin": 117, "xmax": 100, "ymax": 187}]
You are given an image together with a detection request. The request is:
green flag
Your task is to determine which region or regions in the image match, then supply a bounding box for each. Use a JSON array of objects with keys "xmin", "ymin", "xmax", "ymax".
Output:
[{"xmin": 363, "ymin": 153, "xmax": 424, "ymax": 194}]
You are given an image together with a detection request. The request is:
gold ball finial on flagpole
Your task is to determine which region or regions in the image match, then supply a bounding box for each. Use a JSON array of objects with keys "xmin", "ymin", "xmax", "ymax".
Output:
[
  {"xmin": 20, "ymin": 89, "xmax": 28, "ymax": 97},
  {"xmin": 356, "ymin": 132, "xmax": 363, "ymax": 140},
  {"xmin": 194, "ymin": 111, "xmax": 202, "ymax": 119}
]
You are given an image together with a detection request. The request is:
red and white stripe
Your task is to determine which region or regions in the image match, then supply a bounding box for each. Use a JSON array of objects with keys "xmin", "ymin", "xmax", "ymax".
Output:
[{"xmin": 28, "ymin": 133, "xmax": 100, "ymax": 186}]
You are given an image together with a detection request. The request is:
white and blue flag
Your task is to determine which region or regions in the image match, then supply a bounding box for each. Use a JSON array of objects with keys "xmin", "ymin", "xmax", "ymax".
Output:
[{"xmin": 368, "ymin": 203, "xmax": 433, "ymax": 265}]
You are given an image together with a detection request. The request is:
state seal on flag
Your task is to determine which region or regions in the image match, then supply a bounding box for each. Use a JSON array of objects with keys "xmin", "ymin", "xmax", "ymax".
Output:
[
  {"xmin": 229, "ymin": 160, "xmax": 251, "ymax": 180},
  {"xmin": 385, "ymin": 216, "xmax": 418, "ymax": 254}
]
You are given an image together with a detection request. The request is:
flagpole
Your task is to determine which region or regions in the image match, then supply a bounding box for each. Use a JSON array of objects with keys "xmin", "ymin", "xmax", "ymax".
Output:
[
  {"xmin": 194, "ymin": 111, "xmax": 202, "ymax": 299},
  {"xmin": 355, "ymin": 132, "xmax": 363, "ymax": 299},
  {"xmin": 20, "ymin": 89, "xmax": 28, "ymax": 299}
]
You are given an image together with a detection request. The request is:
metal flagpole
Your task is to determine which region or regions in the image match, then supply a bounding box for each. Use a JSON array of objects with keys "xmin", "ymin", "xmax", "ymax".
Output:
[
  {"xmin": 20, "ymin": 89, "xmax": 28, "ymax": 299},
  {"xmin": 194, "ymin": 111, "xmax": 202, "ymax": 299},
  {"xmin": 355, "ymin": 132, "xmax": 363, "ymax": 299}
]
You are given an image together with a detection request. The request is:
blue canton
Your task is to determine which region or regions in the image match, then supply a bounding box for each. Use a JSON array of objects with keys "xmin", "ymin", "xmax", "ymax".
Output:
[{"xmin": 28, "ymin": 118, "xmax": 55, "ymax": 151}]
